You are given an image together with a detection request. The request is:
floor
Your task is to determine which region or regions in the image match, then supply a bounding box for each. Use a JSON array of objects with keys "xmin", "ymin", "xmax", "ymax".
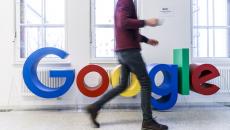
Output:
[{"xmin": 0, "ymin": 105, "xmax": 230, "ymax": 130}]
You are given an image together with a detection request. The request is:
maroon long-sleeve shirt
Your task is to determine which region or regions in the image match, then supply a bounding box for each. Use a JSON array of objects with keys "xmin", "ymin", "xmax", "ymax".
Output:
[{"xmin": 115, "ymin": 0, "xmax": 148, "ymax": 51}]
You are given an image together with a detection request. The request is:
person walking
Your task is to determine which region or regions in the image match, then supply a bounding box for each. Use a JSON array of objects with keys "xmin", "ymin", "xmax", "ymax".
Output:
[{"xmin": 86, "ymin": 0, "xmax": 167, "ymax": 130}]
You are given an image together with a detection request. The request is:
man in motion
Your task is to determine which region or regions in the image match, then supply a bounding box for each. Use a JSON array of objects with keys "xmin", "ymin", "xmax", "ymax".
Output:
[{"xmin": 86, "ymin": 0, "xmax": 167, "ymax": 130}]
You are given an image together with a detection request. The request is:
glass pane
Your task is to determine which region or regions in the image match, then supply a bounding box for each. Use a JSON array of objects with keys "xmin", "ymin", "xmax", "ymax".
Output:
[
  {"xmin": 214, "ymin": 29, "xmax": 229, "ymax": 57},
  {"xmin": 214, "ymin": 0, "xmax": 228, "ymax": 26},
  {"xmin": 208, "ymin": 29, "xmax": 214, "ymax": 57},
  {"xmin": 95, "ymin": 28, "xmax": 115, "ymax": 58},
  {"xmin": 45, "ymin": 0, "xmax": 65, "ymax": 24},
  {"xmin": 20, "ymin": 27, "xmax": 43, "ymax": 58},
  {"xmin": 45, "ymin": 28, "xmax": 65, "ymax": 49},
  {"xmin": 208, "ymin": 0, "xmax": 214, "ymax": 26},
  {"xmin": 95, "ymin": 0, "xmax": 114, "ymax": 25},
  {"xmin": 197, "ymin": 29, "xmax": 208, "ymax": 57},
  {"xmin": 197, "ymin": 0, "xmax": 208, "ymax": 26},
  {"xmin": 21, "ymin": 0, "xmax": 42, "ymax": 24}
]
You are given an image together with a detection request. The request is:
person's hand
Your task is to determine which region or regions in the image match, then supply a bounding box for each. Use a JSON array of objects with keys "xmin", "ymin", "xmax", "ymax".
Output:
[
  {"xmin": 147, "ymin": 39, "xmax": 159, "ymax": 46},
  {"xmin": 145, "ymin": 18, "xmax": 159, "ymax": 27}
]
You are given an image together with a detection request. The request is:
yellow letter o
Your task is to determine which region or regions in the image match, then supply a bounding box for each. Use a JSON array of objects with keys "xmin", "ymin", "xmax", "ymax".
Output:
[{"xmin": 110, "ymin": 65, "xmax": 141, "ymax": 97}]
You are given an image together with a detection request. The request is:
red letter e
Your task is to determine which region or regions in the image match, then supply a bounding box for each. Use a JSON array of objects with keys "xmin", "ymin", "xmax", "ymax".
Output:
[{"xmin": 190, "ymin": 64, "xmax": 220, "ymax": 95}]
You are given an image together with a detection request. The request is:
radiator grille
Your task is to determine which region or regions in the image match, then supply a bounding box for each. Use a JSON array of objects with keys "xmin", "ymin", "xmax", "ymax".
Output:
[{"xmin": 208, "ymin": 67, "xmax": 230, "ymax": 93}]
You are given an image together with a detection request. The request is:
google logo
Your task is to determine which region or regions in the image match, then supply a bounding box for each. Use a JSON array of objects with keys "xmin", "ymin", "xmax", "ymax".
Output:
[{"xmin": 23, "ymin": 47, "xmax": 220, "ymax": 110}]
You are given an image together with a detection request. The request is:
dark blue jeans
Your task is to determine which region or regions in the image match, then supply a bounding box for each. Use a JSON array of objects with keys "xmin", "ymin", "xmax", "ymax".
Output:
[{"xmin": 93, "ymin": 49, "xmax": 153, "ymax": 121}]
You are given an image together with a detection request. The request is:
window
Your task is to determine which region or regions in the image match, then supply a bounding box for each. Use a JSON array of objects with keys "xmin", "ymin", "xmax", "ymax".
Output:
[
  {"xmin": 15, "ymin": 0, "xmax": 66, "ymax": 60},
  {"xmin": 91, "ymin": 0, "xmax": 116, "ymax": 60},
  {"xmin": 91, "ymin": 0, "xmax": 138, "ymax": 60},
  {"xmin": 192, "ymin": 0, "xmax": 230, "ymax": 58}
]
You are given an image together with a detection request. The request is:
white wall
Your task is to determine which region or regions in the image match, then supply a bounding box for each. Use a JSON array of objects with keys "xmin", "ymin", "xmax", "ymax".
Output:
[
  {"xmin": 140, "ymin": 0, "xmax": 192, "ymax": 64},
  {"xmin": 0, "ymin": 0, "xmax": 192, "ymax": 109},
  {"xmin": 0, "ymin": 0, "xmax": 15, "ymax": 108}
]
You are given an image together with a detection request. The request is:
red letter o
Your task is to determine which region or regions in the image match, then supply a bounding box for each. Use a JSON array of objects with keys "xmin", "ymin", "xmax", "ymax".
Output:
[{"xmin": 76, "ymin": 64, "xmax": 109, "ymax": 97}]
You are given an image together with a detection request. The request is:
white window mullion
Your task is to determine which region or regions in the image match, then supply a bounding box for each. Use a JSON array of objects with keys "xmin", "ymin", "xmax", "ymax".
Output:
[
  {"xmin": 206, "ymin": 0, "xmax": 209, "ymax": 57},
  {"xmin": 212, "ymin": 0, "xmax": 216, "ymax": 57},
  {"xmin": 196, "ymin": 0, "xmax": 200, "ymax": 57},
  {"xmin": 90, "ymin": 0, "xmax": 96, "ymax": 59}
]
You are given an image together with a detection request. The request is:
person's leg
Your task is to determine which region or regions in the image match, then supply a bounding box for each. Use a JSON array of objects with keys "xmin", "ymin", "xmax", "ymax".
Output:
[
  {"xmin": 118, "ymin": 50, "xmax": 168, "ymax": 130},
  {"xmin": 118, "ymin": 50, "xmax": 152, "ymax": 121},
  {"xmin": 93, "ymin": 64, "xmax": 130, "ymax": 108},
  {"xmin": 86, "ymin": 63, "xmax": 130, "ymax": 128}
]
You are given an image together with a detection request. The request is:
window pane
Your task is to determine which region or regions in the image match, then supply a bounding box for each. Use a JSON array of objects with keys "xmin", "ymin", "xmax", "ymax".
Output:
[
  {"xmin": 197, "ymin": 29, "xmax": 208, "ymax": 57},
  {"xmin": 214, "ymin": 0, "xmax": 228, "ymax": 26},
  {"xmin": 95, "ymin": 0, "xmax": 114, "ymax": 25},
  {"xmin": 214, "ymin": 29, "xmax": 229, "ymax": 57},
  {"xmin": 45, "ymin": 0, "xmax": 65, "ymax": 24},
  {"xmin": 208, "ymin": 0, "xmax": 214, "ymax": 26},
  {"xmin": 95, "ymin": 28, "xmax": 115, "ymax": 58},
  {"xmin": 45, "ymin": 28, "xmax": 65, "ymax": 49},
  {"xmin": 21, "ymin": 0, "xmax": 42, "ymax": 24},
  {"xmin": 20, "ymin": 27, "xmax": 43, "ymax": 58},
  {"xmin": 197, "ymin": 0, "xmax": 208, "ymax": 26},
  {"xmin": 195, "ymin": 29, "xmax": 230, "ymax": 58}
]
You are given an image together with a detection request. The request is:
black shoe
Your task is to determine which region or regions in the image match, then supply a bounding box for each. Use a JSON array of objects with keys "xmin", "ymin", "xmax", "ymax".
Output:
[
  {"xmin": 142, "ymin": 119, "xmax": 168, "ymax": 130},
  {"xmin": 85, "ymin": 104, "xmax": 100, "ymax": 128}
]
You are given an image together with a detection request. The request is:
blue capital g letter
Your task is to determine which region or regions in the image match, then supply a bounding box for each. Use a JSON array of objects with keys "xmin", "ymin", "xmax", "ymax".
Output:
[{"xmin": 23, "ymin": 47, "xmax": 75, "ymax": 98}]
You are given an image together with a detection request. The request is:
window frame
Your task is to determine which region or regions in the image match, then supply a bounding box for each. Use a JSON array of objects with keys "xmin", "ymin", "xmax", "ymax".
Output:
[
  {"xmin": 90, "ymin": 0, "xmax": 117, "ymax": 63},
  {"xmin": 191, "ymin": 0, "xmax": 230, "ymax": 64},
  {"xmin": 14, "ymin": 0, "xmax": 70, "ymax": 65}
]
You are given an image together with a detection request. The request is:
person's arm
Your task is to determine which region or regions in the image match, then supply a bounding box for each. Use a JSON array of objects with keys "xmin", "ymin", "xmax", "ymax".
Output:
[
  {"xmin": 116, "ymin": 1, "xmax": 145, "ymax": 29},
  {"xmin": 139, "ymin": 34, "xmax": 149, "ymax": 43},
  {"xmin": 139, "ymin": 34, "xmax": 159, "ymax": 46}
]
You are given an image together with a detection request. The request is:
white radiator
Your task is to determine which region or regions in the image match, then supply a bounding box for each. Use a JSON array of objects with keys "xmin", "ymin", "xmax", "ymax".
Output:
[{"xmin": 208, "ymin": 67, "xmax": 230, "ymax": 93}]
